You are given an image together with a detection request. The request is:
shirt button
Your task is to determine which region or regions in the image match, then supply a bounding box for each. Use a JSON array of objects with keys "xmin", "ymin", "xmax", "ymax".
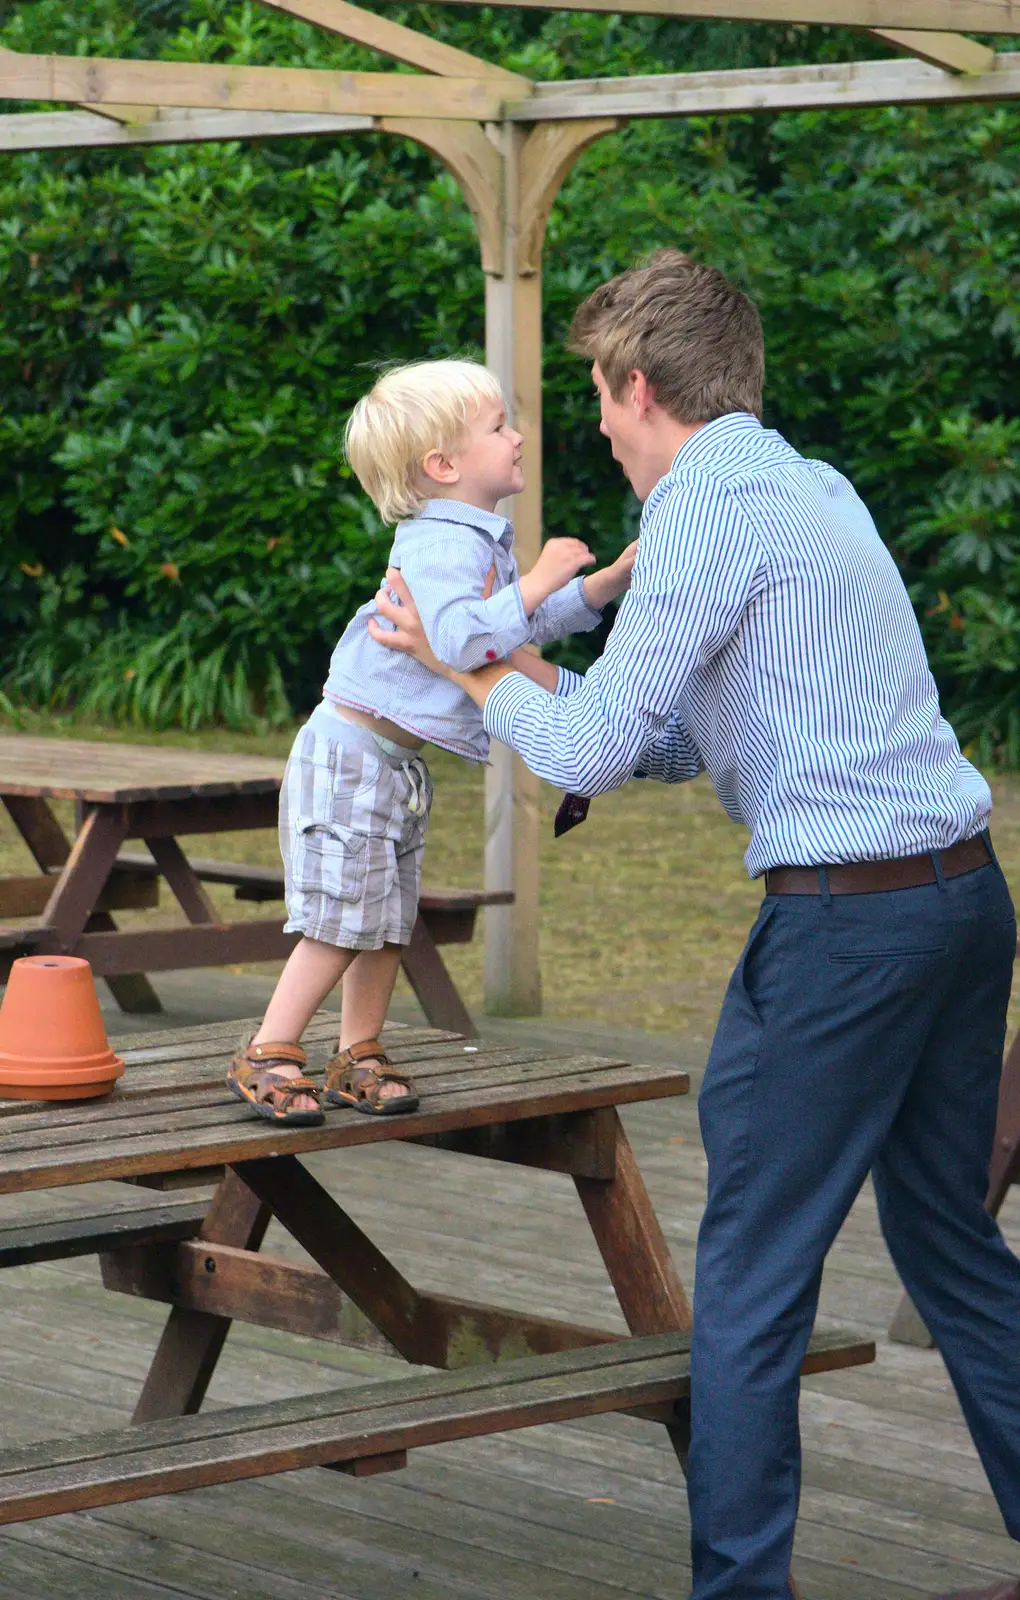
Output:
[{"xmin": 485, "ymin": 650, "xmax": 497, "ymax": 661}]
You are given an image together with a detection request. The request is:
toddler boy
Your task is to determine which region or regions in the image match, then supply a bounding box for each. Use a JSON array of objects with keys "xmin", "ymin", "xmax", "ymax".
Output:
[{"xmin": 227, "ymin": 359, "xmax": 635, "ymax": 1124}]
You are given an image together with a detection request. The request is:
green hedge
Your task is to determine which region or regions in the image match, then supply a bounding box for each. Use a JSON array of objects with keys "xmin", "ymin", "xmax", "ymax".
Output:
[{"xmin": 2, "ymin": 2, "xmax": 1020, "ymax": 759}]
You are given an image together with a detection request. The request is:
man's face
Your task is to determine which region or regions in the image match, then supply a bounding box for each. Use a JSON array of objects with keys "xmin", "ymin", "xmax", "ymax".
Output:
[{"xmin": 592, "ymin": 362, "xmax": 644, "ymax": 495}]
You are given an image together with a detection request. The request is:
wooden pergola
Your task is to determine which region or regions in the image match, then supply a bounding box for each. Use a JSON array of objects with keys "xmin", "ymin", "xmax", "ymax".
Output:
[{"xmin": 3, "ymin": 3, "xmax": 1019, "ymax": 1016}]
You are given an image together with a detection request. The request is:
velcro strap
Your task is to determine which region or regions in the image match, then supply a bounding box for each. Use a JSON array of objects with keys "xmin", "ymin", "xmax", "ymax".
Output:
[
  {"xmin": 345, "ymin": 1039, "xmax": 391, "ymax": 1066},
  {"xmin": 246, "ymin": 1041, "xmax": 307, "ymax": 1067}
]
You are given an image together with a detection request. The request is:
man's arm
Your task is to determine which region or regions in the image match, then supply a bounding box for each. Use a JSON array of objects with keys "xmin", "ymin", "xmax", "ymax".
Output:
[
  {"xmin": 448, "ymin": 474, "xmax": 763, "ymax": 794},
  {"xmin": 634, "ymin": 717, "xmax": 705, "ymax": 783}
]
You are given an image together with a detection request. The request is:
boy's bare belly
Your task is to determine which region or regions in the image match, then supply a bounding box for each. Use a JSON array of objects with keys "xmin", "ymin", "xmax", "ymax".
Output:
[{"xmin": 327, "ymin": 700, "xmax": 424, "ymax": 751}]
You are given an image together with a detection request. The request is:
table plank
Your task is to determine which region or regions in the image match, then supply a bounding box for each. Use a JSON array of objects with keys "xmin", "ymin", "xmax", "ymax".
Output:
[{"xmin": 0, "ymin": 737, "xmax": 283, "ymax": 804}]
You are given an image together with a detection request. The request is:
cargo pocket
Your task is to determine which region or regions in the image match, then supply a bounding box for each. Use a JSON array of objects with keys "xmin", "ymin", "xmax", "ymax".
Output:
[{"xmin": 292, "ymin": 818, "xmax": 367, "ymax": 904}]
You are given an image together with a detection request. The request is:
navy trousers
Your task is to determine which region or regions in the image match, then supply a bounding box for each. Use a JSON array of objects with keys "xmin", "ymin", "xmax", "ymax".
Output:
[{"xmin": 687, "ymin": 850, "xmax": 1020, "ymax": 1599}]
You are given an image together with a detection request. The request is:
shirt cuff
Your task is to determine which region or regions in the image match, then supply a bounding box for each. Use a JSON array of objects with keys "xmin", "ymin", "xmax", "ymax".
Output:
[
  {"xmin": 481, "ymin": 580, "xmax": 531, "ymax": 659},
  {"xmin": 555, "ymin": 667, "xmax": 584, "ymax": 697},
  {"xmin": 483, "ymin": 670, "xmax": 546, "ymax": 747}
]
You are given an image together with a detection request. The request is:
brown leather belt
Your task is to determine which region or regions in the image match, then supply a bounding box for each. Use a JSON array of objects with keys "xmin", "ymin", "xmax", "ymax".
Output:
[{"xmin": 765, "ymin": 833, "xmax": 992, "ymax": 896}]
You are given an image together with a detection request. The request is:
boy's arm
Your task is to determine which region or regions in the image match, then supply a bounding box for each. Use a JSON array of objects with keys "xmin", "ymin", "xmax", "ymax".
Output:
[
  {"xmin": 398, "ymin": 534, "xmax": 598, "ymax": 671},
  {"xmin": 527, "ymin": 541, "xmax": 638, "ymax": 647},
  {"xmin": 395, "ymin": 537, "xmax": 532, "ymax": 672}
]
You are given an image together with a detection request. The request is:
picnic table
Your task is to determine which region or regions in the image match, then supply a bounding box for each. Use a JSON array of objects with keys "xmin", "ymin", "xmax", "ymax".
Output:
[
  {"xmin": 0, "ymin": 735, "xmax": 509, "ymax": 1034},
  {"xmin": 0, "ymin": 1015, "xmax": 872, "ymax": 1527}
]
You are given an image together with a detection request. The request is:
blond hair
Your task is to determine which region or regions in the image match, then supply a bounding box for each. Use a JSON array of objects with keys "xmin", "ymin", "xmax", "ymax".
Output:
[
  {"xmin": 344, "ymin": 359, "xmax": 505, "ymax": 524},
  {"xmin": 568, "ymin": 250, "xmax": 764, "ymax": 423}
]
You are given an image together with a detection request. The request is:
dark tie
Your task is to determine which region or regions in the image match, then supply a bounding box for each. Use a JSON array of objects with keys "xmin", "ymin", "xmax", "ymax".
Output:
[{"xmin": 554, "ymin": 793, "xmax": 590, "ymax": 838}]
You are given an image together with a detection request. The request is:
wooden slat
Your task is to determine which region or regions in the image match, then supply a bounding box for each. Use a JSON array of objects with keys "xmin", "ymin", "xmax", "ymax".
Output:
[
  {"xmin": 0, "ymin": 1327, "xmax": 875, "ymax": 1524},
  {"xmin": 0, "ymin": 870, "xmax": 157, "ymax": 918},
  {"xmin": 114, "ymin": 850, "xmax": 513, "ymax": 911},
  {"xmin": 0, "ymin": 107, "xmax": 376, "ymax": 153},
  {"xmin": 0, "ymin": 1197, "xmax": 208, "ymax": 1267},
  {"xmin": 865, "ymin": 29, "xmax": 997, "ymax": 72},
  {"xmin": 0, "ymin": 1064, "xmax": 688, "ymax": 1194},
  {"xmin": 509, "ymin": 53, "xmax": 1020, "ymax": 120},
  {"xmin": 0, "ymin": 53, "xmax": 514, "ymax": 121},
  {"xmin": 0, "ymin": 736, "xmax": 282, "ymax": 803},
  {"xmin": 255, "ymin": 0, "xmax": 529, "ymax": 86},
  {"xmin": 0, "ymin": 1054, "xmax": 669, "ymax": 1152},
  {"xmin": 373, "ymin": 0, "xmax": 1020, "ymax": 28},
  {"xmin": 102, "ymin": 1234, "xmax": 625, "ymax": 1360}
]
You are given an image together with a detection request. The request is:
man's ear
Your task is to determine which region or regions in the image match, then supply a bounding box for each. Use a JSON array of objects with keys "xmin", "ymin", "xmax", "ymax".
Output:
[
  {"xmin": 422, "ymin": 448, "xmax": 460, "ymax": 487},
  {"xmin": 630, "ymin": 369, "xmax": 655, "ymax": 420}
]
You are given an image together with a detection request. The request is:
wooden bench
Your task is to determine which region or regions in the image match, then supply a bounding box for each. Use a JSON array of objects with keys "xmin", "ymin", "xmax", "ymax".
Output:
[
  {"xmin": 0, "ymin": 1195, "xmax": 209, "ymax": 1268},
  {"xmin": 0, "ymin": 1327, "xmax": 874, "ymax": 1525},
  {"xmin": 114, "ymin": 850, "xmax": 508, "ymax": 944}
]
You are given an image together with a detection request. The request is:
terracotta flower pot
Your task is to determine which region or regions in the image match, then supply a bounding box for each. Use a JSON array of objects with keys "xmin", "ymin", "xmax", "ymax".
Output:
[{"xmin": 0, "ymin": 955, "xmax": 125, "ymax": 1100}]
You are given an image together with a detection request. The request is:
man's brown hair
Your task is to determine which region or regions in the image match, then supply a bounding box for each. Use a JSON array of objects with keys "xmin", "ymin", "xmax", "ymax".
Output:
[{"xmin": 567, "ymin": 250, "xmax": 764, "ymax": 422}]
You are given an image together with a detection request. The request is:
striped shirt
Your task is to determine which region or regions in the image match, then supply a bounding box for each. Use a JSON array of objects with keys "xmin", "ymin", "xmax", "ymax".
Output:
[
  {"xmin": 324, "ymin": 498, "xmax": 601, "ymax": 763},
  {"xmin": 484, "ymin": 413, "xmax": 991, "ymax": 878}
]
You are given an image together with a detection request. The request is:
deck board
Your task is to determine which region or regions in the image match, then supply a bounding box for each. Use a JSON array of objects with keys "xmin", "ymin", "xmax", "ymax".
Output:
[{"xmin": 0, "ymin": 1014, "xmax": 1014, "ymax": 1597}]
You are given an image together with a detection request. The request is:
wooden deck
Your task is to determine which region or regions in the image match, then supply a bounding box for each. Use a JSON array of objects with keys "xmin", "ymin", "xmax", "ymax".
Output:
[{"xmin": 0, "ymin": 995, "xmax": 1015, "ymax": 1598}]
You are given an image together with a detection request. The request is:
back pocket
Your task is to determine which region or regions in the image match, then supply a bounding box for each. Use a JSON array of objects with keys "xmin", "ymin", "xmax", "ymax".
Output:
[{"xmin": 293, "ymin": 818, "xmax": 367, "ymax": 904}]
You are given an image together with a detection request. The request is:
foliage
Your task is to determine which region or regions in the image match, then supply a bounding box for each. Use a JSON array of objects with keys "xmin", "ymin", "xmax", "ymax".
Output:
[{"xmin": 2, "ymin": 1, "xmax": 1019, "ymax": 753}]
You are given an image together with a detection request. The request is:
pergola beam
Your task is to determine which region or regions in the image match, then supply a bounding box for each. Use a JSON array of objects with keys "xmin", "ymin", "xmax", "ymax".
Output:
[
  {"xmin": 0, "ymin": 108, "xmax": 376, "ymax": 152},
  {"xmin": 373, "ymin": 0, "xmax": 1020, "ymax": 29},
  {"xmin": 0, "ymin": 45, "xmax": 151, "ymax": 125},
  {"xmin": 3, "ymin": 51, "xmax": 1020, "ymax": 150},
  {"xmin": 0, "ymin": 53, "xmax": 517, "ymax": 121},
  {"xmin": 254, "ymin": 0, "xmax": 529, "ymax": 87},
  {"xmin": 864, "ymin": 29, "xmax": 997, "ymax": 70},
  {"xmin": 508, "ymin": 50, "xmax": 1020, "ymax": 117}
]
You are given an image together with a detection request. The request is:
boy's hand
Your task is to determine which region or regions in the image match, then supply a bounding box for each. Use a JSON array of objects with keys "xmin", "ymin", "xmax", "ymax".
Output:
[
  {"xmin": 518, "ymin": 538, "xmax": 595, "ymax": 617},
  {"xmin": 582, "ymin": 539, "xmax": 639, "ymax": 610}
]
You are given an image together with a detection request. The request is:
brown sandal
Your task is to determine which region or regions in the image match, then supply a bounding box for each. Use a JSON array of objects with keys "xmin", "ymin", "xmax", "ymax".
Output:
[
  {"xmin": 227, "ymin": 1040, "xmax": 324, "ymax": 1127},
  {"xmin": 323, "ymin": 1039, "xmax": 419, "ymax": 1116}
]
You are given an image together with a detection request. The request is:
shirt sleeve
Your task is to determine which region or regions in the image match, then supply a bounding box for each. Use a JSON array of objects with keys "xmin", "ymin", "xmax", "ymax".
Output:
[
  {"xmin": 527, "ymin": 576, "xmax": 603, "ymax": 647},
  {"xmin": 482, "ymin": 472, "xmax": 764, "ymax": 794},
  {"xmin": 398, "ymin": 535, "xmax": 531, "ymax": 671},
  {"xmin": 633, "ymin": 715, "xmax": 705, "ymax": 783},
  {"xmin": 555, "ymin": 666, "xmax": 585, "ymax": 697}
]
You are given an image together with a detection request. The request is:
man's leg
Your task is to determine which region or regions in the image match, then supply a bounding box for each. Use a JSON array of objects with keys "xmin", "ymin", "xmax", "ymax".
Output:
[
  {"xmin": 688, "ymin": 888, "xmax": 957, "ymax": 1600},
  {"xmin": 873, "ymin": 877, "xmax": 1020, "ymax": 1543}
]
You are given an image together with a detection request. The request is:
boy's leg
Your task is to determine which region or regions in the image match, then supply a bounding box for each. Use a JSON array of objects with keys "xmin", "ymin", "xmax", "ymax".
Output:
[
  {"xmin": 247, "ymin": 937, "xmax": 358, "ymax": 1113},
  {"xmin": 339, "ymin": 943, "xmax": 406, "ymax": 1102}
]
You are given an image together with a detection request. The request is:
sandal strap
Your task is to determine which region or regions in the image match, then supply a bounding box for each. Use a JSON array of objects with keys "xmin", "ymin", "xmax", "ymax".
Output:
[
  {"xmin": 231, "ymin": 1062, "xmax": 320, "ymax": 1104},
  {"xmin": 341, "ymin": 1039, "xmax": 392, "ymax": 1068},
  {"xmin": 242, "ymin": 1040, "xmax": 308, "ymax": 1068}
]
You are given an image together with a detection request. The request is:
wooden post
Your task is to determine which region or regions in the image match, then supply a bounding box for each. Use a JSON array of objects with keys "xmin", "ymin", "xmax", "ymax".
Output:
[
  {"xmin": 482, "ymin": 118, "xmax": 619, "ymax": 1016},
  {"xmin": 376, "ymin": 114, "xmax": 617, "ymax": 1016}
]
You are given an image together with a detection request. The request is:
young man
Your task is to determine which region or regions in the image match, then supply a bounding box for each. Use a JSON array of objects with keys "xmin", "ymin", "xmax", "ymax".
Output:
[{"xmin": 370, "ymin": 253, "xmax": 1020, "ymax": 1600}]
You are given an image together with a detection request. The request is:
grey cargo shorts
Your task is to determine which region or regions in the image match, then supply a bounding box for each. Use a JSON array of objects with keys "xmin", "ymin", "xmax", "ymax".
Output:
[{"xmin": 280, "ymin": 703, "xmax": 432, "ymax": 951}]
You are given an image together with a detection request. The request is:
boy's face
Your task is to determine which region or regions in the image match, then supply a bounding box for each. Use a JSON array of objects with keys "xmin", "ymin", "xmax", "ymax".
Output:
[{"xmin": 443, "ymin": 400, "xmax": 524, "ymax": 513}]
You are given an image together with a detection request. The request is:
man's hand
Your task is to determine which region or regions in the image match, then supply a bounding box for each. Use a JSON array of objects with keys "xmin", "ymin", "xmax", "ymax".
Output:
[
  {"xmin": 369, "ymin": 570, "xmax": 452, "ymax": 676},
  {"xmin": 518, "ymin": 538, "xmax": 595, "ymax": 617},
  {"xmin": 582, "ymin": 539, "xmax": 639, "ymax": 610},
  {"xmin": 370, "ymin": 568, "xmax": 513, "ymax": 710}
]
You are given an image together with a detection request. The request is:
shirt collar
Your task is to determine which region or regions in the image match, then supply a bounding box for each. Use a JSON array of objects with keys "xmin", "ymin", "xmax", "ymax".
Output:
[
  {"xmin": 669, "ymin": 412, "xmax": 764, "ymax": 473},
  {"xmin": 418, "ymin": 498, "xmax": 513, "ymax": 544}
]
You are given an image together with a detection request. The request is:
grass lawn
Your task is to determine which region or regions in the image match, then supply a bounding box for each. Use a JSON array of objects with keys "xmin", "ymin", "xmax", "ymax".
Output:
[{"xmin": 4, "ymin": 710, "xmax": 1020, "ymax": 1053}]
